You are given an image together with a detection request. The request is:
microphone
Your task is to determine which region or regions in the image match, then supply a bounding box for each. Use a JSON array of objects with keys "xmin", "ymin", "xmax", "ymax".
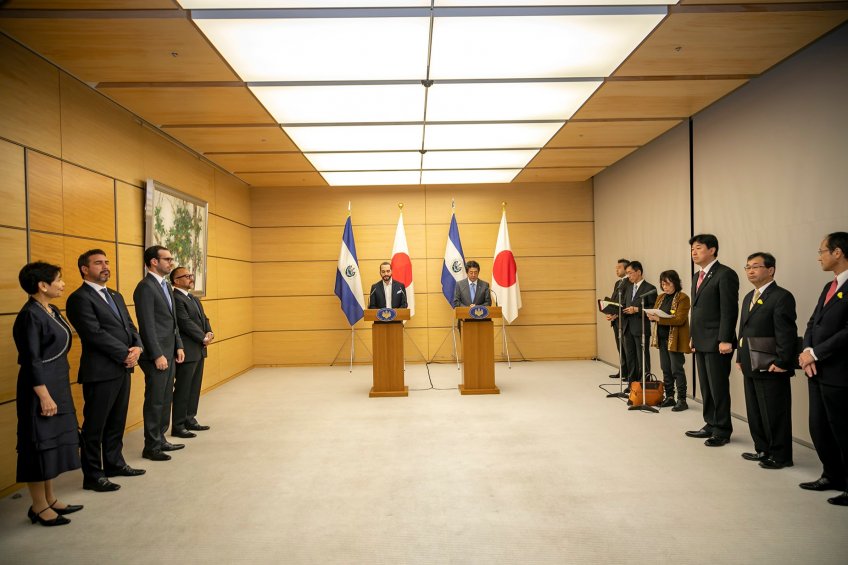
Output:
[{"xmin": 489, "ymin": 288, "xmax": 498, "ymax": 306}]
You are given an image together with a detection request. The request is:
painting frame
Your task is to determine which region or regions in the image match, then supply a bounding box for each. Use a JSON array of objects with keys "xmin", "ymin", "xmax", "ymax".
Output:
[{"xmin": 144, "ymin": 179, "xmax": 209, "ymax": 297}]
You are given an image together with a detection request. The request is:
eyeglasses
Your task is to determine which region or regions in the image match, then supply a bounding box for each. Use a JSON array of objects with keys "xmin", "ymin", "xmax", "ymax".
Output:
[
  {"xmin": 174, "ymin": 274, "xmax": 194, "ymax": 280},
  {"xmin": 157, "ymin": 256, "xmax": 175, "ymax": 263},
  {"xmin": 818, "ymin": 248, "xmax": 830, "ymax": 256},
  {"xmin": 743, "ymin": 265, "xmax": 767, "ymax": 271}
]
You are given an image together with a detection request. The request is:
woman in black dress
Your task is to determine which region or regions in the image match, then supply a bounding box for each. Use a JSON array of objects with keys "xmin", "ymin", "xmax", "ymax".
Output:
[{"xmin": 13, "ymin": 262, "xmax": 83, "ymax": 526}]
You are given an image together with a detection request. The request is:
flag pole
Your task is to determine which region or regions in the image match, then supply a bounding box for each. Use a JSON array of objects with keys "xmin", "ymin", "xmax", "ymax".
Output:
[
  {"xmin": 348, "ymin": 202, "xmax": 355, "ymax": 373},
  {"xmin": 451, "ymin": 197, "xmax": 461, "ymax": 369}
]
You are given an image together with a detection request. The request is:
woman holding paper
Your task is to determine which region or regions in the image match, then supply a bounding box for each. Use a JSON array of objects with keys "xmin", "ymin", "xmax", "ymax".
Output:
[{"xmin": 647, "ymin": 270, "xmax": 691, "ymax": 411}]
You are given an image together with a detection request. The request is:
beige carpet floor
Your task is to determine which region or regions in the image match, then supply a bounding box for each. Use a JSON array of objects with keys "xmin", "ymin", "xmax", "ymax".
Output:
[{"xmin": 1, "ymin": 360, "xmax": 846, "ymax": 564}]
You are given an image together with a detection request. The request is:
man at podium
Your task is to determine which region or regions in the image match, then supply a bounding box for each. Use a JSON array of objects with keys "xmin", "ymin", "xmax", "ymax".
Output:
[
  {"xmin": 453, "ymin": 261, "xmax": 492, "ymax": 307},
  {"xmin": 368, "ymin": 262, "xmax": 408, "ymax": 309}
]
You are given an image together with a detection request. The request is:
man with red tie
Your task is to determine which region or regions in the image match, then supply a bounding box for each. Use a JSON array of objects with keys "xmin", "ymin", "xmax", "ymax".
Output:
[{"xmin": 798, "ymin": 232, "xmax": 848, "ymax": 506}]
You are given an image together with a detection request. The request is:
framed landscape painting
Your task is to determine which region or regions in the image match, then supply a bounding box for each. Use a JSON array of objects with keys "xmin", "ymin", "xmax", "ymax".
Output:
[{"xmin": 144, "ymin": 179, "xmax": 209, "ymax": 296}]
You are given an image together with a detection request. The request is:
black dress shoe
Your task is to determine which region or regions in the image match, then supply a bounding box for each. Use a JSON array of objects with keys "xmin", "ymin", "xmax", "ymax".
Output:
[
  {"xmin": 799, "ymin": 477, "xmax": 846, "ymax": 491},
  {"xmin": 186, "ymin": 422, "xmax": 210, "ymax": 431},
  {"xmin": 142, "ymin": 449, "xmax": 171, "ymax": 461},
  {"xmin": 705, "ymin": 437, "xmax": 730, "ymax": 447},
  {"xmin": 671, "ymin": 400, "xmax": 689, "ymax": 412},
  {"xmin": 161, "ymin": 441, "xmax": 185, "ymax": 451},
  {"xmin": 28, "ymin": 506, "xmax": 70, "ymax": 527},
  {"xmin": 172, "ymin": 428, "xmax": 197, "ymax": 439},
  {"xmin": 742, "ymin": 451, "xmax": 768, "ymax": 462},
  {"xmin": 759, "ymin": 457, "xmax": 793, "ymax": 470},
  {"xmin": 827, "ymin": 492, "xmax": 848, "ymax": 506},
  {"xmin": 660, "ymin": 397, "xmax": 676, "ymax": 408},
  {"xmin": 685, "ymin": 429, "xmax": 712, "ymax": 438},
  {"xmin": 83, "ymin": 477, "xmax": 121, "ymax": 492},
  {"xmin": 105, "ymin": 464, "xmax": 146, "ymax": 477},
  {"xmin": 49, "ymin": 500, "xmax": 83, "ymax": 515},
  {"xmin": 609, "ymin": 373, "xmax": 620, "ymax": 379}
]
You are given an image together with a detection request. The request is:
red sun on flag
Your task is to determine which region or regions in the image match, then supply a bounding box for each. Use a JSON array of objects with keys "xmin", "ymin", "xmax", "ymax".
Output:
[
  {"xmin": 391, "ymin": 252, "xmax": 413, "ymax": 287},
  {"xmin": 493, "ymin": 250, "xmax": 517, "ymax": 287}
]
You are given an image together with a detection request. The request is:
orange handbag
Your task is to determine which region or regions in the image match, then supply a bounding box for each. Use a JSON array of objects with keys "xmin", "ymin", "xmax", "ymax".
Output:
[{"xmin": 629, "ymin": 374, "xmax": 664, "ymax": 406}]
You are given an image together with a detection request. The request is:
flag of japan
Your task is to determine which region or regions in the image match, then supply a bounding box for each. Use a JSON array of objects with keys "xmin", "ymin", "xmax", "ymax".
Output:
[
  {"xmin": 391, "ymin": 210, "xmax": 414, "ymax": 317},
  {"xmin": 491, "ymin": 210, "xmax": 521, "ymax": 323}
]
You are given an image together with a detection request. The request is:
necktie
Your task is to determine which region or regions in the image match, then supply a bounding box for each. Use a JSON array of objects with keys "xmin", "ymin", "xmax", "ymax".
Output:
[
  {"xmin": 824, "ymin": 277, "xmax": 838, "ymax": 304},
  {"xmin": 161, "ymin": 279, "xmax": 173, "ymax": 311},
  {"xmin": 470, "ymin": 283, "xmax": 476, "ymax": 303},
  {"xmin": 749, "ymin": 289, "xmax": 760, "ymax": 312},
  {"xmin": 101, "ymin": 288, "xmax": 121, "ymax": 319},
  {"xmin": 190, "ymin": 294, "xmax": 204, "ymax": 318},
  {"xmin": 632, "ymin": 284, "xmax": 638, "ymax": 300},
  {"xmin": 696, "ymin": 270, "xmax": 706, "ymax": 291}
]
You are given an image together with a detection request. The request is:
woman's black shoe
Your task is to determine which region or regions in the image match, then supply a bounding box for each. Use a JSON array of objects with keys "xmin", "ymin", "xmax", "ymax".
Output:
[
  {"xmin": 28, "ymin": 506, "xmax": 71, "ymax": 526},
  {"xmin": 49, "ymin": 499, "xmax": 84, "ymax": 515}
]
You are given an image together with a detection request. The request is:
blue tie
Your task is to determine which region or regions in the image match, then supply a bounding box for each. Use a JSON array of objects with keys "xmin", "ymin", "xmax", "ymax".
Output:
[
  {"xmin": 161, "ymin": 280, "xmax": 173, "ymax": 311},
  {"xmin": 470, "ymin": 282, "xmax": 476, "ymax": 303},
  {"xmin": 100, "ymin": 288, "xmax": 121, "ymax": 320}
]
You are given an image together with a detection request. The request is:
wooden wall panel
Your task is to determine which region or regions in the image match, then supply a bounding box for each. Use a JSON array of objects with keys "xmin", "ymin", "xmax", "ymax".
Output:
[
  {"xmin": 0, "ymin": 140, "xmax": 26, "ymax": 229},
  {"xmin": 141, "ymin": 127, "xmax": 215, "ymax": 206},
  {"xmin": 0, "ymin": 315, "xmax": 16, "ymax": 403},
  {"xmin": 501, "ymin": 325, "xmax": 596, "ymax": 360},
  {"xmin": 117, "ymin": 243, "xmax": 143, "ymax": 304},
  {"xmin": 217, "ymin": 258, "xmax": 252, "ymax": 299},
  {"xmin": 422, "ymin": 222, "xmax": 593, "ymax": 258},
  {"xmin": 0, "ymin": 35, "xmax": 61, "ymax": 156},
  {"xmin": 205, "ymin": 256, "xmax": 219, "ymax": 301},
  {"xmin": 126, "ymin": 372, "xmax": 145, "ymax": 430},
  {"xmin": 214, "ymin": 216, "xmax": 252, "ymax": 264},
  {"xmin": 213, "ymin": 169, "xmax": 251, "ymax": 225},
  {"xmin": 62, "ymin": 163, "xmax": 116, "ymax": 242},
  {"xmin": 60, "ymin": 75, "xmax": 145, "ymax": 185},
  {"xmin": 0, "ymin": 403, "xmax": 16, "ymax": 492},
  {"xmin": 0, "ymin": 229, "xmax": 28, "ymax": 314},
  {"xmin": 116, "ymin": 181, "xmax": 144, "ymax": 245},
  {"xmin": 27, "ymin": 151, "xmax": 64, "ymax": 234},
  {"xmin": 200, "ymin": 341, "xmax": 222, "ymax": 390},
  {"xmin": 219, "ymin": 333, "xmax": 253, "ymax": 379},
  {"xmin": 214, "ymin": 298, "xmax": 253, "ymax": 341}
]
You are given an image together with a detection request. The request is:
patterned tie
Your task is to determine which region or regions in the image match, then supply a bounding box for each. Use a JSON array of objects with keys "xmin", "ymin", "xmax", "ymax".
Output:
[
  {"xmin": 190, "ymin": 293, "xmax": 204, "ymax": 318},
  {"xmin": 824, "ymin": 277, "xmax": 838, "ymax": 304},
  {"xmin": 101, "ymin": 288, "xmax": 121, "ymax": 319},
  {"xmin": 470, "ymin": 283, "xmax": 476, "ymax": 303},
  {"xmin": 749, "ymin": 289, "xmax": 760, "ymax": 312},
  {"xmin": 161, "ymin": 279, "xmax": 173, "ymax": 311},
  {"xmin": 632, "ymin": 283, "xmax": 638, "ymax": 300},
  {"xmin": 696, "ymin": 270, "xmax": 706, "ymax": 291}
]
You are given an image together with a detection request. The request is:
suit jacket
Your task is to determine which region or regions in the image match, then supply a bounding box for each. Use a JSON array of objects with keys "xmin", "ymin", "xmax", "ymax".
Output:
[
  {"xmin": 737, "ymin": 283, "xmax": 798, "ymax": 375},
  {"xmin": 368, "ymin": 280, "xmax": 408, "ymax": 309},
  {"xmin": 133, "ymin": 273, "xmax": 183, "ymax": 362},
  {"xmin": 66, "ymin": 284, "xmax": 143, "ymax": 383},
  {"xmin": 690, "ymin": 262, "xmax": 739, "ymax": 352},
  {"xmin": 622, "ymin": 280, "xmax": 657, "ymax": 336},
  {"xmin": 453, "ymin": 278, "xmax": 492, "ymax": 307},
  {"xmin": 174, "ymin": 290, "xmax": 213, "ymax": 362},
  {"xmin": 610, "ymin": 278, "xmax": 630, "ymax": 329},
  {"xmin": 803, "ymin": 277, "xmax": 848, "ymax": 387}
]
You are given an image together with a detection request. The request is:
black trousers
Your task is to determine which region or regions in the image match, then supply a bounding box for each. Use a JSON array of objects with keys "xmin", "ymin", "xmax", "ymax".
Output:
[
  {"xmin": 612, "ymin": 323, "xmax": 627, "ymax": 374},
  {"xmin": 808, "ymin": 379, "xmax": 848, "ymax": 486},
  {"xmin": 173, "ymin": 357, "xmax": 204, "ymax": 430},
  {"xmin": 624, "ymin": 331, "xmax": 651, "ymax": 383},
  {"xmin": 694, "ymin": 351, "xmax": 733, "ymax": 439},
  {"xmin": 139, "ymin": 357, "xmax": 175, "ymax": 451},
  {"xmin": 80, "ymin": 374, "xmax": 130, "ymax": 479},
  {"xmin": 744, "ymin": 373, "xmax": 792, "ymax": 463},
  {"xmin": 658, "ymin": 341, "xmax": 686, "ymax": 399}
]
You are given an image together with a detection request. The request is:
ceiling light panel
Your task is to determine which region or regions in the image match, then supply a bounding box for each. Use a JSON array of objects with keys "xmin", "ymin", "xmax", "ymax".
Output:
[
  {"xmin": 322, "ymin": 171, "xmax": 421, "ymax": 186},
  {"xmin": 426, "ymin": 81, "xmax": 601, "ymax": 122},
  {"xmin": 194, "ymin": 17, "xmax": 430, "ymax": 81},
  {"xmin": 435, "ymin": 0, "xmax": 673, "ymax": 5},
  {"xmin": 421, "ymin": 169, "xmax": 521, "ymax": 184},
  {"xmin": 251, "ymin": 84, "xmax": 425, "ymax": 124},
  {"xmin": 285, "ymin": 124, "xmax": 424, "ymax": 152},
  {"xmin": 181, "ymin": 1, "xmax": 428, "ymax": 6},
  {"xmin": 424, "ymin": 122, "xmax": 563, "ymax": 150},
  {"xmin": 429, "ymin": 13, "xmax": 666, "ymax": 79},
  {"xmin": 306, "ymin": 151, "xmax": 422, "ymax": 171},
  {"xmin": 423, "ymin": 149, "xmax": 538, "ymax": 170}
]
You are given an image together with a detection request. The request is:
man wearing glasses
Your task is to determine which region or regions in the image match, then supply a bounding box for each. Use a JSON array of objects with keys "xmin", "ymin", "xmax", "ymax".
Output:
[
  {"xmin": 736, "ymin": 252, "xmax": 797, "ymax": 470},
  {"xmin": 798, "ymin": 232, "xmax": 848, "ymax": 506},
  {"xmin": 134, "ymin": 246, "xmax": 185, "ymax": 461},
  {"xmin": 170, "ymin": 267, "xmax": 214, "ymax": 438}
]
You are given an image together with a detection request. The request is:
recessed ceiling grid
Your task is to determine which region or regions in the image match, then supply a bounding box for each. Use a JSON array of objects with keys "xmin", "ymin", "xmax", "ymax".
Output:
[{"xmin": 183, "ymin": 1, "xmax": 670, "ymax": 185}]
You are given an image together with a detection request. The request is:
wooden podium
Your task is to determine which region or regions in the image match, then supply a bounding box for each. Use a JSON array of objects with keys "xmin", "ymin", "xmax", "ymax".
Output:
[
  {"xmin": 455, "ymin": 306, "xmax": 501, "ymax": 395},
  {"xmin": 364, "ymin": 308, "xmax": 410, "ymax": 398}
]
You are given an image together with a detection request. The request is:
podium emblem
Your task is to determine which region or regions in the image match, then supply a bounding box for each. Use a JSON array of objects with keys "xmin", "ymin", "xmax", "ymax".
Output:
[
  {"xmin": 376, "ymin": 308, "xmax": 397, "ymax": 321},
  {"xmin": 469, "ymin": 305, "xmax": 489, "ymax": 319}
]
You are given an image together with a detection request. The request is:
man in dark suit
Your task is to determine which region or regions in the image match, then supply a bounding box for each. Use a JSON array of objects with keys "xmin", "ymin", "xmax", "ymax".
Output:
[
  {"xmin": 798, "ymin": 232, "xmax": 848, "ymax": 506},
  {"xmin": 453, "ymin": 260, "xmax": 491, "ymax": 307},
  {"xmin": 368, "ymin": 261, "xmax": 408, "ymax": 309},
  {"xmin": 134, "ymin": 245, "xmax": 185, "ymax": 462},
  {"xmin": 685, "ymin": 234, "xmax": 739, "ymax": 447},
  {"xmin": 736, "ymin": 252, "xmax": 797, "ymax": 469},
  {"xmin": 66, "ymin": 249, "xmax": 146, "ymax": 492},
  {"xmin": 170, "ymin": 266, "xmax": 214, "ymax": 438},
  {"xmin": 621, "ymin": 261, "xmax": 657, "ymax": 387},
  {"xmin": 605, "ymin": 259, "xmax": 631, "ymax": 379}
]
